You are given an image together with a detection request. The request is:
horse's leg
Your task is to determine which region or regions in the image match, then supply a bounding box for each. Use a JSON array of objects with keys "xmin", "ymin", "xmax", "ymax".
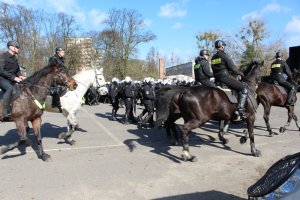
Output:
[
  {"xmin": 262, "ymin": 104, "xmax": 275, "ymax": 136},
  {"xmin": 245, "ymin": 115, "xmax": 261, "ymax": 157},
  {"xmin": 291, "ymin": 107, "xmax": 300, "ymax": 131},
  {"xmin": 218, "ymin": 120, "xmax": 230, "ymax": 144},
  {"xmin": 181, "ymin": 119, "xmax": 201, "ymax": 162},
  {"xmin": 32, "ymin": 118, "xmax": 51, "ymax": 161},
  {"xmin": 1, "ymin": 120, "xmax": 32, "ymax": 155},
  {"xmin": 279, "ymin": 106, "xmax": 294, "ymax": 133},
  {"xmin": 166, "ymin": 113, "xmax": 181, "ymax": 145},
  {"xmin": 58, "ymin": 110, "xmax": 78, "ymax": 145}
]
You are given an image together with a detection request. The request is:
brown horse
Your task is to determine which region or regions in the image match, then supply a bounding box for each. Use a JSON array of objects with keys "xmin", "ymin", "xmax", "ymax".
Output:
[
  {"xmin": 0, "ymin": 60, "xmax": 77, "ymax": 161},
  {"xmin": 256, "ymin": 70, "xmax": 300, "ymax": 135},
  {"xmin": 175, "ymin": 61, "xmax": 263, "ymax": 161}
]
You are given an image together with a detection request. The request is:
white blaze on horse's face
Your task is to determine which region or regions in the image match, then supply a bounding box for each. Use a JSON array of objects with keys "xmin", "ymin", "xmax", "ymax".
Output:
[{"xmin": 93, "ymin": 68, "xmax": 106, "ymax": 87}]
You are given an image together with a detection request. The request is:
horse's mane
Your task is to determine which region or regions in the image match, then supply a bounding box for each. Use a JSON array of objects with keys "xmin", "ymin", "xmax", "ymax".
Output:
[
  {"xmin": 22, "ymin": 64, "xmax": 53, "ymax": 85},
  {"xmin": 242, "ymin": 62, "xmax": 256, "ymax": 76}
]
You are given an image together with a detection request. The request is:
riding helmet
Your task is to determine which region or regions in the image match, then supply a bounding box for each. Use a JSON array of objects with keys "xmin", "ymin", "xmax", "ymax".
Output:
[
  {"xmin": 7, "ymin": 40, "xmax": 20, "ymax": 49},
  {"xmin": 199, "ymin": 50, "xmax": 210, "ymax": 57},
  {"xmin": 55, "ymin": 46, "xmax": 65, "ymax": 52},
  {"xmin": 124, "ymin": 76, "xmax": 132, "ymax": 83},
  {"xmin": 215, "ymin": 40, "xmax": 226, "ymax": 48},
  {"xmin": 275, "ymin": 51, "xmax": 283, "ymax": 58}
]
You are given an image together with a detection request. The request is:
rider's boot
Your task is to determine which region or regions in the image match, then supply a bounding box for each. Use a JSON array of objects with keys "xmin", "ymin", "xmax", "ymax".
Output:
[
  {"xmin": 2, "ymin": 89, "xmax": 13, "ymax": 121},
  {"xmin": 236, "ymin": 89, "xmax": 248, "ymax": 120},
  {"xmin": 286, "ymin": 87, "xmax": 295, "ymax": 106}
]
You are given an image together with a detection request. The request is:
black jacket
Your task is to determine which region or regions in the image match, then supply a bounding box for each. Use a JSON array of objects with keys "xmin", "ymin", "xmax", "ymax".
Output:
[
  {"xmin": 141, "ymin": 84, "xmax": 155, "ymax": 101},
  {"xmin": 194, "ymin": 57, "xmax": 213, "ymax": 81},
  {"xmin": 270, "ymin": 59, "xmax": 292, "ymax": 80},
  {"xmin": 0, "ymin": 52, "xmax": 21, "ymax": 82},
  {"xmin": 49, "ymin": 54, "xmax": 64, "ymax": 66},
  {"xmin": 211, "ymin": 50, "xmax": 242, "ymax": 78}
]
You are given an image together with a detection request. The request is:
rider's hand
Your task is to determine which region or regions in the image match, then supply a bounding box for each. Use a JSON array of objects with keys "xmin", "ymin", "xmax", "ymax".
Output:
[
  {"xmin": 14, "ymin": 77, "xmax": 22, "ymax": 82},
  {"xmin": 237, "ymin": 71, "xmax": 244, "ymax": 78},
  {"xmin": 19, "ymin": 75, "xmax": 26, "ymax": 80}
]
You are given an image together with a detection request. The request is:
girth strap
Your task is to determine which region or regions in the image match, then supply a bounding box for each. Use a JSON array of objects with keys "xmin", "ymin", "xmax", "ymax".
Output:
[{"xmin": 25, "ymin": 88, "xmax": 45, "ymax": 110}]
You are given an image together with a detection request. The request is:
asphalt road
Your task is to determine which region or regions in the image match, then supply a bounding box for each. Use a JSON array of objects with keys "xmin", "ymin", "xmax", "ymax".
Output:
[{"xmin": 1, "ymin": 99, "xmax": 300, "ymax": 200}]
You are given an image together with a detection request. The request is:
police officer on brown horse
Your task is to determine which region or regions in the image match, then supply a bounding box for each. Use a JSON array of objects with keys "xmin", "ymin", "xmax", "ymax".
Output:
[
  {"xmin": 211, "ymin": 40, "xmax": 248, "ymax": 120},
  {"xmin": 194, "ymin": 50, "xmax": 216, "ymax": 87},
  {"xmin": 270, "ymin": 51, "xmax": 295, "ymax": 106},
  {"xmin": 48, "ymin": 46, "xmax": 67, "ymax": 112},
  {"xmin": 0, "ymin": 40, "xmax": 26, "ymax": 121}
]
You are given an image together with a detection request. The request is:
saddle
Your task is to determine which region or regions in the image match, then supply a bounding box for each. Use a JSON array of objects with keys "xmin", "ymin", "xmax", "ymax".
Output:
[
  {"xmin": 271, "ymin": 80, "xmax": 288, "ymax": 95},
  {"xmin": 215, "ymin": 83, "xmax": 238, "ymax": 103},
  {"xmin": 0, "ymin": 85, "xmax": 22, "ymax": 102},
  {"xmin": 216, "ymin": 84, "xmax": 258, "ymax": 111}
]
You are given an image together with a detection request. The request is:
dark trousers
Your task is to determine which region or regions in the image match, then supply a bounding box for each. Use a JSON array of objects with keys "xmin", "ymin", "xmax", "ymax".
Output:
[
  {"xmin": 198, "ymin": 79, "xmax": 216, "ymax": 87},
  {"xmin": 215, "ymin": 76, "xmax": 246, "ymax": 91},
  {"xmin": 0, "ymin": 78, "xmax": 13, "ymax": 92}
]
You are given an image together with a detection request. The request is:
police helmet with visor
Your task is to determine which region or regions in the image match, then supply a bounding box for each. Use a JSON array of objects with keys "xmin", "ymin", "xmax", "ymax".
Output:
[
  {"xmin": 7, "ymin": 40, "xmax": 20, "ymax": 49},
  {"xmin": 215, "ymin": 40, "xmax": 226, "ymax": 48},
  {"xmin": 199, "ymin": 50, "xmax": 210, "ymax": 57}
]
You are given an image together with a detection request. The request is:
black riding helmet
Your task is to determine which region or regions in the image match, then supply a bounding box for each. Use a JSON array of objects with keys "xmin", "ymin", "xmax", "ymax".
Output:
[
  {"xmin": 199, "ymin": 50, "xmax": 210, "ymax": 57},
  {"xmin": 215, "ymin": 40, "xmax": 226, "ymax": 48},
  {"xmin": 7, "ymin": 40, "xmax": 20, "ymax": 49},
  {"xmin": 55, "ymin": 46, "xmax": 65, "ymax": 52},
  {"xmin": 275, "ymin": 51, "xmax": 283, "ymax": 58}
]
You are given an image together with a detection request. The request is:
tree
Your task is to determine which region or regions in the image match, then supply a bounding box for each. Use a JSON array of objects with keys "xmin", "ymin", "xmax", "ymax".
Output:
[
  {"xmin": 195, "ymin": 31, "xmax": 220, "ymax": 54},
  {"xmin": 102, "ymin": 8, "xmax": 156, "ymax": 78}
]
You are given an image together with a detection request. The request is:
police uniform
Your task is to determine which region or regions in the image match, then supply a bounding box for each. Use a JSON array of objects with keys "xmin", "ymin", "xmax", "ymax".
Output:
[
  {"xmin": 122, "ymin": 82, "xmax": 136, "ymax": 124},
  {"xmin": 211, "ymin": 47, "xmax": 248, "ymax": 119},
  {"xmin": 139, "ymin": 83, "xmax": 155, "ymax": 127},
  {"xmin": 109, "ymin": 82, "xmax": 121, "ymax": 120},
  {"xmin": 270, "ymin": 58, "xmax": 295, "ymax": 105},
  {"xmin": 194, "ymin": 57, "xmax": 216, "ymax": 87},
  {"xmin": 48, "ymin": 53, "xmax": 66, "ymax": 111},
  {"xmin": 0, "ymin": 51, "xmax": 22, "ymax": 120}
]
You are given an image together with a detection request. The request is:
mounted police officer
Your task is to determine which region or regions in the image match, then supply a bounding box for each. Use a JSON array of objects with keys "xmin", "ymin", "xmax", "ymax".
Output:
[
  {"xmin": 0, "ymin": 40, "xmax": 26, "ymax": 121},
  {"xmin": 270, "ymin": 52, "xmax": 295, "ymax": 106},
  {"xmin": 211, "ymin": 40, "xmax": 248, "ymax": 120},
  {"xmin": 138, "ymin": 77, "xmax": 156, "ymax": 128},
  {"xmin": 122, "ymin": 76, "xmax": 137, "ymax": 125},
  {"xmin": 194, "ymin": 50, "xmax": 216, "ymax": 87},
  {"xmin": 109, "ymin": 77, "xmax": 121, "ymax": 121},
  {"xmin": 48, "ymin": 46, "xmax": 67, "ymax": 112}
]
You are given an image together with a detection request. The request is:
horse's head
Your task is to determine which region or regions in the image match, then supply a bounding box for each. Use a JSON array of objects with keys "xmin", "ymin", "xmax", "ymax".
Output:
[
  {"xmin": 243, "ymin": 60, "xmax": 264, "ymax": 89},
  {"xmin": 51, "ymin": 60, "xmax": 78, "ymax": 91},
  {"xmin": 93, "ymin": 68, "xmax": 106, "ymax": 87}
]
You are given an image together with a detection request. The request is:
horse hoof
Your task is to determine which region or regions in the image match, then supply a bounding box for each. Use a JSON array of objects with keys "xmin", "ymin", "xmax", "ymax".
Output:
[
  {"xmin": 41, "ymin": 153, "xmax": 52, "ymax": 162},
  {"xmin": 69, "ymin": 139, "xmax": 76, "ymax": 146},
  {"xmin": 279, "ymin": 127, "xmax": 285, "ymax": 133},
  {"xmin": 189, "ymin": 156, "xmax": 197, "ymax": 162},
  {"xmin": 58, "ymin": 132, "xmax": 67, "ymax": 139},
  {"xmin": 182, "ymin": 155, "xmax": 189, "ymax": 162},
  {"xmin": 240, "ymin": 136, "xmax": 247, "ymax": 144},
  {"xmin": 0, "ymin": 146, "xmax": 9, "ymax": 154},
  {"xmin": 253, "ymin": 150, "xmax": 262, "ymax": 157}
]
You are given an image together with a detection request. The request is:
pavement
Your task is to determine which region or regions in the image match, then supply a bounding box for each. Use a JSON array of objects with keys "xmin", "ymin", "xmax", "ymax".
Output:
[{"xmin": 1, "ymin": 99, "xmax": 300, "ymax": 200}]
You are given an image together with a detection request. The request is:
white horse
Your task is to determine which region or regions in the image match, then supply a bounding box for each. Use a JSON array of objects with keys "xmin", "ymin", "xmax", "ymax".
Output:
[{"xmin": 45, "ymin": 67, "xmax": 106, "ymax": 145}]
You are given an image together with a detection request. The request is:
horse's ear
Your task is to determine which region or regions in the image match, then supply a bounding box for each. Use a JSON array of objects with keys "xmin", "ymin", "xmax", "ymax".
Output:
[
  {"xmin": 260, "ymin": 60, "xmax": 264, "ymax": 66},
  {"xmin": 99, "ymin": 68, "xmax": 103, "ymax": 74}
]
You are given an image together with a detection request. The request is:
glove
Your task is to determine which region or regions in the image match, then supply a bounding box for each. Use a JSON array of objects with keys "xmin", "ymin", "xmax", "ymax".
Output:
[{"xmin": 237, "ymin": 71, "xmax": 244, "ymax": 78}]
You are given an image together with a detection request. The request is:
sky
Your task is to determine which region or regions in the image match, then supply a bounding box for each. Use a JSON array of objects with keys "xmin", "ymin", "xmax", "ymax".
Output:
[{"xmin": 3, "ymin": 0, "xmax": 300, "ymax": 63}]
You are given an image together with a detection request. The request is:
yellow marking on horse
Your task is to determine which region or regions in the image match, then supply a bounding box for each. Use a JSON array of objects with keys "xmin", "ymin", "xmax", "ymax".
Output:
[{"xmin": 34, "ymin": 99, "xmax": 46, "ymax": 110}]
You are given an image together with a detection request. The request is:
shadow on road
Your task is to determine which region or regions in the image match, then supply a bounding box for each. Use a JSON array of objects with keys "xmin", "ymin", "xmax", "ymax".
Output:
[{"xmin": 153, "ymin": 190, "xmax": 246, "ymax": 200}]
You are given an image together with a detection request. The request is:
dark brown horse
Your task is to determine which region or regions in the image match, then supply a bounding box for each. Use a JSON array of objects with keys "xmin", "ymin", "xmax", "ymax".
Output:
[
  {"xmin": 175, "ymin": 61, "xmax": 263, "ymax": 161},
  {"xmin": 0, "ymin": 60, "xmax": 77, "ymax": 161},
  {"xmin": 256, "ymin": 70, "xmax": 300, "ymax": 135}
]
